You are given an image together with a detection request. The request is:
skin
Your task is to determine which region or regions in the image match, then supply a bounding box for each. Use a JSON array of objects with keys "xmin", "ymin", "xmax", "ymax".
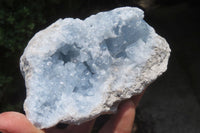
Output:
[{"xmin": 0, "ymin": 91, "xmax": 144, "ymax": 133}]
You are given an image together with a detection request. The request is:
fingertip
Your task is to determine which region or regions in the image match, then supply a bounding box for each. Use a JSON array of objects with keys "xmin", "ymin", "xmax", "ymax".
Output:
[
  {"xmin": 100, "ymin": 99, "xmax": 136, "ymax": 133},
  {"xmin": 131, "ymin": 89, "xmax": 145, "ymax": 107},
  {"xmin": 119, "ymin": 99, "xmax": 136, "ymax": 110},
  {"xmin": 64, "ymin": 119, "xmax": 96, "ymax": 133},
  {"xmin": 0, "ymin": 112, "xmax": 44, "ymax": 133},
  {"xmin": 0, "ymin": 112, "xmax": 23, "ymax": 133}
]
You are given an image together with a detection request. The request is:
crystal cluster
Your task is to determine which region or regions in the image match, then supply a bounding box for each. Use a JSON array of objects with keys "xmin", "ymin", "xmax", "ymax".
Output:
[{"xmin": 20, "ymin": 7, "xmax": 170, "ymax": 129}]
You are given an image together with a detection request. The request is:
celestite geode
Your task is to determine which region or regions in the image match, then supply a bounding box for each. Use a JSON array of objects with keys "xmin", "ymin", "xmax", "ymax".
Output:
[{"xmin": 20, "ymin": 7, "xmax": 170, "ymax": 129}]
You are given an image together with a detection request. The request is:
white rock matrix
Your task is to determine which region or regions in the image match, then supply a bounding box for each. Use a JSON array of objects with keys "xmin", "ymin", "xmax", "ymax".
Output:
[{"xmin": 20, "ymin": 7, "xmax": 170, "ymax": 129}]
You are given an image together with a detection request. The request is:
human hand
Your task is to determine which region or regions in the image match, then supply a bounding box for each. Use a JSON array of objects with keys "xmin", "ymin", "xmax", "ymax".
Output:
[{"xmin": 0, "ymin": 92, "xmax": 144, "ymax": 133}]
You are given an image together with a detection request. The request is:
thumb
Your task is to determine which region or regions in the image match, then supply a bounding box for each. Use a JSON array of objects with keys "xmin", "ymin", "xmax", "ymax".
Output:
[{"xmin": 0, "ymin": 112, "xmax": 44, "ymax": 133}]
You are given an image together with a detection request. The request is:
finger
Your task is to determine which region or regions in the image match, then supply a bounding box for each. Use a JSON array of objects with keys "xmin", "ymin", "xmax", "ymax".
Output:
[
  {"xmin": 99, "ymin": 99, "xmax": 136, "ymax": 133},
  {"xmin": 44, "ymin": 126, "xmax": 67, "ymax": 133},
  {"xmin": 45, "ymin": 119, "xmax": 95, "ymax": 133},
  {"xmin": 99, "ymin": 89, "xmax": 145, "ymax": 133},
  {"xmin": 65, "ymin": 119, "xmax": 95, "ymax": 133},
  {"xmin": 0, "ymin": 112, "xmax": 44, "ymax": 133},
  {"xmin": 131, "ymin": 90, "xmax": 145, "ymax": 107}
]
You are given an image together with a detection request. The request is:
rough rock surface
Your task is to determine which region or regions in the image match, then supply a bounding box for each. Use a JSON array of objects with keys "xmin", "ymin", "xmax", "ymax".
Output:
[{"xmin": 20, "ymin": 7, "xmax": 170, "ymax": 129}]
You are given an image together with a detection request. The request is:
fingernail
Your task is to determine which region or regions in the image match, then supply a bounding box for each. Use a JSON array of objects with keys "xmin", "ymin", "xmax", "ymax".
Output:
[
  {"xmin": 119, "ymin": 99, "xmax": 135, "ymax": 110},
  {"xmin": 126, "ymin": 99, "xmax": 135, "ymax": 107}
]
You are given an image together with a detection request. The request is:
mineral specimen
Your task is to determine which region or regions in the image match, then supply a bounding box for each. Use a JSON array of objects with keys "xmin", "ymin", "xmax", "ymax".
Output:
[{"xmin": 20, "ymin": 7, "xmax": 170, "ymax": 129}]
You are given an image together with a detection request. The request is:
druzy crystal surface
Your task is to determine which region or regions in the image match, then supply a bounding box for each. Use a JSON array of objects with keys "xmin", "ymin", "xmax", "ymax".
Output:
[{"xmin": 20, "ymin": 7, "xmax": 170, "ymax": 129}]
